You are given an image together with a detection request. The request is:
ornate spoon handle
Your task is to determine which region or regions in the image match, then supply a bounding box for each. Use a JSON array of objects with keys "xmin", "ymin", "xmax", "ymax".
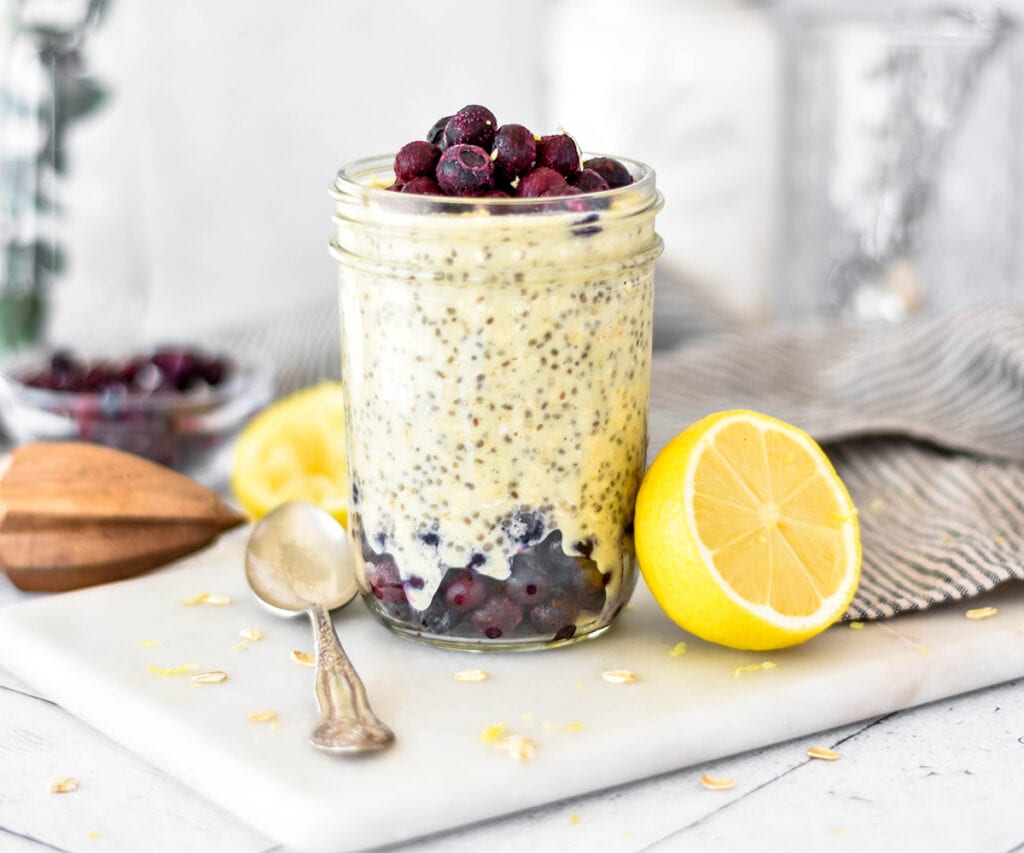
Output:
[{"xmin": 308, "ymin": 603, "xmax": 395, "ymax": 753}]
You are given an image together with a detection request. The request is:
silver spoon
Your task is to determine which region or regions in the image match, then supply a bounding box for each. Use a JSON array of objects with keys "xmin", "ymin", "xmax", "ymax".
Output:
[{"xmin": 244, "ymin": 501, "xmax": 395, "ymax": 754}]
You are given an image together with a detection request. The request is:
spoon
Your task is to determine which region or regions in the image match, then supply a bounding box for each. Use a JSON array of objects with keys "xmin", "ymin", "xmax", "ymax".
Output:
[{"xmin": 244, "ymin": 501, "xmax": 395, "ymax": 754}]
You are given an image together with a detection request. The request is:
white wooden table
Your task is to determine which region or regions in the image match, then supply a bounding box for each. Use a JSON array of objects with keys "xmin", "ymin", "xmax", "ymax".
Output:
[{"xmin": 2, "ymin": 568, "xmax": 1023, "ymax": 853}]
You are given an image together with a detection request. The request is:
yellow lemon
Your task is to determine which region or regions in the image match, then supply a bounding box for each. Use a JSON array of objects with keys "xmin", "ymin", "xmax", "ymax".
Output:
[
  {"xmin": 635, "ymin": 410, "xmax": 860, "ymax": 650},
  {"xmin": 231, "ymin": 383, "xmax": 349, "ymax": 527}
]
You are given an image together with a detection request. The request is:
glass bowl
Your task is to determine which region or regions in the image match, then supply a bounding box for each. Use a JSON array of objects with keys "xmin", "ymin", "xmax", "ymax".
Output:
[{"xmin": 0, "ymin": 345, "xmax": 274, "ymax": 488}]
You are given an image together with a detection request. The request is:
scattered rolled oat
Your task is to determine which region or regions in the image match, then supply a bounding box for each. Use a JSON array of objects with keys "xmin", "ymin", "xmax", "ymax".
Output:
[
  {"xmin": 669, "ymin": 641, "xmax": 687, "ymax": 657},
  {"xmin": 232, "ymin": 627, "xmax": 264, "ymax": 651},
  {"xmin": 996, "ymin": 535, "xmax": 1007, "ymax": 545},
  {"xmin": 191, "ymin": 670, "xmax": 229, "ymax": 684},
  {"xmin": 50, "ymin": 776, "xmax": 79, "ymax": 793},
  {"xmin": 180, "ymin": 592, "xmax": 231, "ymax": 607},
  {"xmin": 480, "ymin": 723, "xmax": 507, "ymax": 743},
  {"xmin": 146, "ymin": 663, "xmax": 198, "ymax": 676},
  {"xmin": 86, "ymin": 830, "xmax": 100, "ymax": 840},
  {"xmin": 454, "ymin": 668, "xmax": 489, "ymax": 682},
  {"xmin": 602, "ymin": 669, "xmax": 636, "ymax": 684},
  {"xmin": 570, "ymin": 814, "xmax": 581, "ymax": 827},
  {"xmin": 966, "ymin": 606, "xmax": 998, "ymax": 621},
  {"xmin": 521, "ymin": 711, "xmax": 534, "ymax": 723},
  {"xmin": 733, "ymin": 661, "xmax": 777, "ymax": 677},
  {"xmin": 140, "ymin": 639, "xmax": 163, "ymax": 648},
  {"xmin": 807, "ymin": 746, "xmax": 840, "ymax": 761},
  {"xmin": 291, "ymin": 650, "xmax": 315, "ymax": 666},
  {"xmin": 868, "ymin": 499, "xmax": 885, "ymax": 515},
  {"xmin": 248, "ymin": 710, "xmax": 278, "ymax": 723},
  {"xmin": 700, "ymin": 773, "xmax": 734, "ymax": 791},
  {"xmin": 493, "ymin": 734, "xmax": 536, "ymax": 762},
  {"xmin": 849, "ymin": 622, "xmax": 864, "ymax": 630}
]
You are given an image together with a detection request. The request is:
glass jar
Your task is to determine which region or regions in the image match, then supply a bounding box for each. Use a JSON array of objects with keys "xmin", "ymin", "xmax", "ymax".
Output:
[{"xmin": 330, "ymin": 155, "xmax": 663, "ymax": 650}]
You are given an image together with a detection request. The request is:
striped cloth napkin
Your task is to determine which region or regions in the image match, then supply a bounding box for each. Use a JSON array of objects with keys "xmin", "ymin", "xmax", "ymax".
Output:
[
  {"xmin": 649, "ymin": 303, "xmax": 1024, "ymax": 620},
  {"xmin": 217, "ymin": 300, "xmax": 1023, "ymax": 621}
]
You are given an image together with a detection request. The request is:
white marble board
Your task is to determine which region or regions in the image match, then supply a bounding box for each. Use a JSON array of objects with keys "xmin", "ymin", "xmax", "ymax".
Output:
[{"xmin": 0, "ymin": 528, "xmax": 1022, "ymax": 852}]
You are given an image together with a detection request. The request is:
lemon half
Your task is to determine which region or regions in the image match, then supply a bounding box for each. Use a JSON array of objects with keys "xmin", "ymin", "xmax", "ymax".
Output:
[
  {"xmin": 231, "ymin": 383, "xmax": 349, "ymax": 527},
  {"xmin": 635, "ymin": 410, "xmax": 861, "ymax": 650}
]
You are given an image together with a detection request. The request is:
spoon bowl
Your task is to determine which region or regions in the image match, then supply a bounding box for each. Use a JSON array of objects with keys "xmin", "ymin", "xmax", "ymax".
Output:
[
  {"xmin": 245, "ymin": 500, "xmax": 358, "ymax": 612},
  {"xmin": 244, "ymin": 501, "xmax": 395, "ymax": 754}
]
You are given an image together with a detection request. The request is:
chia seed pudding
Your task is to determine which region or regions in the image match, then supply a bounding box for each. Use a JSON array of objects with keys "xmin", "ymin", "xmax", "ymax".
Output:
[{"xmin": 330, "ymin": 143, "xmax": 662, "ymax": 651}]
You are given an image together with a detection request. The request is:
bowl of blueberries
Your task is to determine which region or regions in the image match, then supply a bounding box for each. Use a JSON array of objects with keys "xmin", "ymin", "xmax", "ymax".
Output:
[{"xmin": 0, "ymin": 345, "xmax": 274, "ymax": 487}]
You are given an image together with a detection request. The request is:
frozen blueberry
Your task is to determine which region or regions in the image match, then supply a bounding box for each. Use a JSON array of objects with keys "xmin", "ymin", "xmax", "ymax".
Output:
[
  {"xmin": 386, "ymin": 182, "xmax": 404, "ymax": 192},
  {"xmin": 529, "ymin": 595, "xmax": 580, "ymax": 635},
  {"xmin": 436, "ymin": 144, "xmax": 495, "ymax": 195},
  {"xmin": 364, "ymin": 559, "xmax": 407, "ymax": 604},
  {"xmin": 570, "ymin": 168, "xmax": 610, "ymax": 193},
  {"xmin": 505, "ymin": 554, "xmax": 552, "ymax": 605},
  {"xmin": 443, "ymin": 104, "xmax": 497, "ymax": 150},
  {"xmin": 401, "ymin": 175, "xmax": 441, "ymax": 195},
  {"xmin": 443, "ymin": 569, "xmax": 490, "ymax": 612},
  {"xmin": 535, "ymin": 134, "xmax": 580, "ymax": 177},
  {"xmin": 151, "ymin": 349, "xmax": 203, "ymax": 392},
  {"xmin": 394, "ymin": 141, "xmax": 441, "ymax": 183},
  {"xmin": 426, "ymin": 114, "xmax": 453, "ymax": 147},
  {"xmin": 469, "ymin": 593, "xmax": 523, "ymax": 639},
  {"xmin": 417, "ymin": 597, "xmax": 461, "ymax": 635},
  {"xmin": 583, "ymin": 157, "xmax": 632, "ymax": 188},
  {"xmin": 570, "ymin": 562, "xmax": 606, "ymax": 611},
  {"xmin": 492, "ymin": 124, "xmax": 536, "ymax": 183},
  {"xmin": 200, "ymin": 357, "xmax": 227, "ymax": 386},
  {"xmin": 476, "ymin": 188, "xmax": 512, "ymax": 198},
  {"xmin": 506, "ymin": 509, "xmax": 545, "ymax": 547},
  {"xmin": 417, "ymin": 529, "xmax": 441, "ymax": 548},
  {"xmin": 516, "ymin": 167, "xmax": 569, "ymax": 198}
]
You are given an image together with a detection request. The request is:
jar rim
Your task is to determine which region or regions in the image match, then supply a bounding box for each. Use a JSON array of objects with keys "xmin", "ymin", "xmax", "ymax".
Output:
[{"xmin": 330, "ymin": 152, "xmax": 658, "ymax": 215}]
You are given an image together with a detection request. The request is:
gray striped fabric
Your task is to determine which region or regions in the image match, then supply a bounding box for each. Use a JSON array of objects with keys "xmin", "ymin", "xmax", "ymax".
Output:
[
  {"xmin": 217, "ymin": 300, "xmax": 1024, "ymax": 621},
  {"xmin": 649, "ymin": 303, "xmax": 1024, "ymax": 619}
]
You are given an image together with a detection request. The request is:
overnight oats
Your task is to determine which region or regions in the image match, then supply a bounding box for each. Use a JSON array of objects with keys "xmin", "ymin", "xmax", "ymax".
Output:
[{"xmin": 330, "ymin": 105, "xmax": 663, "ymax": 650}]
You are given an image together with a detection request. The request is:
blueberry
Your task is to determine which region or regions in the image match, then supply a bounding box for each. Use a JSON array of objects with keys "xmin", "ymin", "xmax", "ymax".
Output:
[
  {"xmin": 506, "ymin": 509, "xmax": 545, "ymax": 546},
  {"xmin": 394, "ymin": 141, "xmax": 441, "ymax": 183},
  {"xmin": 469, "ymin": 593, "xmax": 523, "ymax": 639},
  {"xmin": 150, "ymin": 349, "xmax": 203, "ymax": 392},
  {"xmin": 443, "ymin": 105, "xmax": 497, "ymax": 150},
  {"xmin": 570, "ymin": 563, "xmax": 606, "ymax": 611},
  {"xmin": 570, "ymin": 169, "xmax": 610, "ymax": 193},
  {"xmin": 583, "ymin": 157, "xmax": 632, "ymax": 188},
  {"xmin": 535, "ymin": 134, "xmax": 580, "ymax": 177},
  {"xmin": 418, "ymin": 529, "xmax": 440, "ymax": 548},
  {"xmin": 505, "ymin": 553, "xmax": 552, "ymax": 605},
  {"xmin": 529, "ymin": 595, "xmax": 580, "ymax": 635},
  {"xmin": 426, "ymin": 114, "xmax": 453, "ymax": 147},
  {"xmin": 443, "ymin": 569, "xmax": 490, "ymax": 612},
  {"xmin": 436, "ymin": 144, "xmax": 495, "ymax": 196},
  {"xmin": 364, "ymin": 559, "xmax": 407, "ymax": 604},
  {"xmin": 200, "ymin": 357, "xmax": 227, "ymax": 386},
  {"xmin": 476, "ymin": 188, "xmax": 512, "ymax": 198},
  {"xmin": 515, "ymin": 167, "xmax": 568, "ymax": 198},
  {"xmin": 387, "ymin": 182, "xmax": 404, "ymax": 192},
  {"xmin": 401, "ymin": 175, "xmax": 441, "ymax": 195},
  {"xmin": 50, "ymin": 350, "xmax": 77, "ymax": 375},
  {"xmin": 492, "ymin": 124, "xmax": 536, "ymax": 183},
  {"xmin": 417, "ymin": 597, "xmax": 460, "ymax": 635}
]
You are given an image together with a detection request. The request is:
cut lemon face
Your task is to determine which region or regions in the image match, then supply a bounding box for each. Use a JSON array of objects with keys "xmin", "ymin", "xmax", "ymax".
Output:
[
  {"xmin": 231, "ymin": 383, "xmax": 349, "ymax": 527},
  {"xmin": 635, "ymin": 410, "xmax": 860, "ymax": 650}
]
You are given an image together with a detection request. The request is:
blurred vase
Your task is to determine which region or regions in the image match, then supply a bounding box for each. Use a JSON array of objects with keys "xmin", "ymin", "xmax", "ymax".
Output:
[
  {"xmin": 0, "ymin": 0, "xmax": 107, "ymax": 353},
  {"xmin": 779, "ymin": 6, "xmax": 1021, "ymax": 323}
]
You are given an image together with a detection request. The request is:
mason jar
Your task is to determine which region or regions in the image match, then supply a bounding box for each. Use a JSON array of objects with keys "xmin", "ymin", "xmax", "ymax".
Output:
[{"xmin": 330, "ymin": 155, "xmax": 663, "ymax": 650}]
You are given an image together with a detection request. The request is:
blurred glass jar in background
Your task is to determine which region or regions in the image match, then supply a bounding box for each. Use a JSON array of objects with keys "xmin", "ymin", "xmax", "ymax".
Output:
[{"xmin": 779, "ymin": 6, "xmax": 1021, "ymax": 323}]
